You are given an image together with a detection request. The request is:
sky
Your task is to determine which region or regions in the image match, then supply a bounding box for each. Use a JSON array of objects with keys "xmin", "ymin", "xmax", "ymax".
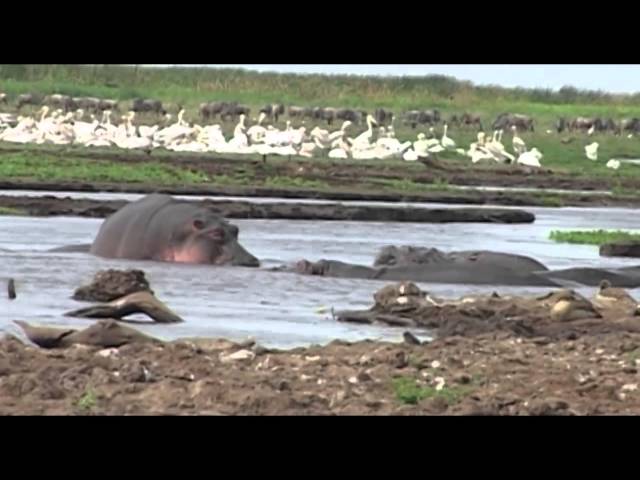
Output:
[{"xmin": 156, "ymin": 65, "xmax": 640, "ymax": 94}]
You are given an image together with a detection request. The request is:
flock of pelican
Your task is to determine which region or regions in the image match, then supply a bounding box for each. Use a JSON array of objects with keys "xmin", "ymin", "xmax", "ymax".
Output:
[{"xmin": 0, "ymin": 106, "xmax": 623, "ymax": 170}]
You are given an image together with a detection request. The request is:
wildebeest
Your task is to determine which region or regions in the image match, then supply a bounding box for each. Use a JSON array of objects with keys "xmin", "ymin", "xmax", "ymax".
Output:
[
  {"xmin": 403, "ymin": 109, "xmax": 441, "ymax": 129},
  {"xmin": 44, "ymin": 94, "xmax": 78, "ymax": 112},
  {"xmin": 374, "ymin": 108, "xmax": 393, "ymax": 125},
  {"xmin": 620, "ymin": 118, "xmax": 640, "ymax": 134},
  {"xmin": 199, "ymin": 101, "xmax": 227, "ymax": 121},
  {"xmin": 458, "ymin": 112, "xmax": 483, "ymax": 130},
  {"xmin": 98, "ymin": 99, "xmax": 119, "ymax": 112},
  {"xmin": 312, "ymin": 107, "xmax": 337, "ymax": 125},
  {"xmin": 336, "ymin": 108, "xmax": 362, "ymax": 124},
  {"xmin": 492, "ymin": 113, "xmax": 534, "ymax": 131},
  {"xmin": 16, "ymin": 93, "xmax": 43, "ymax": 110},
  {"xmin": 220, "ymin": 102, "xmax": 251, "ymax": 122},
  {"xmin": 287, "ymin": 105, "xmax": 307, "ymax": 119},
  {"xmin": 259, "ymin": 103, "xmax": 285, "ymax": 122},
  {"xmin": 556, "ymin": 117, "xmax": 567, "ymax": 133},
  {"xmin": 567, "ymin": 116, "xmax": 618, "ymax": 134},
  {"xmin": 0, "ymin": 93, "xmax": 7, "ymax": 105},
  {"xmin": 132, "ymin": 98, "xmax": 166, "ymax": 116}
]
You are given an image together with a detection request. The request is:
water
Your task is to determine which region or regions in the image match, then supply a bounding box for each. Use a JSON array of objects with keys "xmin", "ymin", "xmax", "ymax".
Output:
[{"xmin": 1, "ymin": 198, "xmax": 640, "ymax": 348}]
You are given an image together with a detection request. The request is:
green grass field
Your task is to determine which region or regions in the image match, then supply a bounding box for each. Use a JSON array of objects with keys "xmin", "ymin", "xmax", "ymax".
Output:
[
  {"xmin": 0, "ymin": 151, "xmax": 208, "ymax": 184},
  {"xmin": 2, "ymin": 64, "xmax": 640, "ymax": 186}
]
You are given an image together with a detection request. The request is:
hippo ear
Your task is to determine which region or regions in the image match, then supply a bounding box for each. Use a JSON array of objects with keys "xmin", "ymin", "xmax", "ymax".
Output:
[{"xmin": 192, "ymin": 219, "xmax": 205, "ymax": 231}]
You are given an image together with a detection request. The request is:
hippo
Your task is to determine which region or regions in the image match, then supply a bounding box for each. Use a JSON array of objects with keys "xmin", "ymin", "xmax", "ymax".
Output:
[
  {"xmin": 293, "ymin": 256, "xmax": 560, "ymax": 287},
  {"xmin": 290, "ymin": 246, "xmax": 640, "ymax": 288},
  {"xmin": 286, "ymin": 246, "xmax": 640, "ymax": 288},
  {"xmin": 535, "ymin": 266, "xmax": 640, "ymax": 288},
  {"xmin": 373, "ymin": 246, "xmax": 548, "ymax": 272},
  {"xmin": 52, "ymin": 194, "xmax": 259, "ymax": 267}
]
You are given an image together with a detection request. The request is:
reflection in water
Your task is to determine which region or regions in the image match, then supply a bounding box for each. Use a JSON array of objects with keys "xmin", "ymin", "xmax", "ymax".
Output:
[{"xmin": 1, "ymin": 202, "xmax": 639, "ymax": 348}]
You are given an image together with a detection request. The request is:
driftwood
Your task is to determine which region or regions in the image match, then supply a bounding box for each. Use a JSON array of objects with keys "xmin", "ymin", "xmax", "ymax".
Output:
[
  {"xmin": 65, "ymin": 291, "xmax": 184, "ymax": 324},
  {"xmin": 14, "ymin": 319, "xmax": 162, "ymax": 349},
  {"xmin": 14, "ymin": 320, "xmax": 75, "ymax": 348}
]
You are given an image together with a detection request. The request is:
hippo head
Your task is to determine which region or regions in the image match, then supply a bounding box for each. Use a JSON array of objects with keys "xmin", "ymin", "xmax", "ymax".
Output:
[{"xmin": 166, "ymin": 210, "xmax": 259, "ymax": 267}]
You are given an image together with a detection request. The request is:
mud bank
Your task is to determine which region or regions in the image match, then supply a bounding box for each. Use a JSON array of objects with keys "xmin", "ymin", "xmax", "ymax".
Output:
[
  {"xmin": 0, "ymin": 195, "xmax": 535, "ymax": 223},
  {"xmin": 1, "ymin": 329, "xmax": 639, "ymax": 415},
  {"xmin": 0, "ymin": 180, "xmax": 637, "ymax": 208}
]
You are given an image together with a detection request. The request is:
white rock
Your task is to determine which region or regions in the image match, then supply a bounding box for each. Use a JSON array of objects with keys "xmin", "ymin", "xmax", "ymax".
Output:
[
  {"xmin": 96, "ymin": 348, "xmax": 119, "ymax": 358},
  {"xmin": 219, "ymin": 349, "xmax": 256, "ymax": 363}
]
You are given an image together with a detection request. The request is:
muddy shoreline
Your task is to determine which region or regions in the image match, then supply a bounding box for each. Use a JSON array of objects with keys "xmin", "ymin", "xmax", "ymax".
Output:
[
  {"xmin": 2, "ymin": 329, "xmax": 639, "ymax": 415},
  {"xmin": 0, "ymin": 180, "xmax": 638, "ymax": 208},
  {"xmin": 0, "ymin": 195, "xmax": 536, "ymax": 223}
]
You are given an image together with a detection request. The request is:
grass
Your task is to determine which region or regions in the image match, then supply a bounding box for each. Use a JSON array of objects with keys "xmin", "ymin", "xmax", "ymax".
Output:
[
  {"xmin": 537, "ymin": 195, "xmax": 565, "ymax": 207},
  {"xmin": 77, "ymin": 388, "xmax": 97, "ymax": 411},
  {"xmin": 377, "ymin": 178, "xmax": 452, "ymax": 193},
  {"xmin": 392, "ymin": 377, "xmax": 471, "ymax": 406},
  {"xmin": 2, "ymin": 64, "xmax": 640, "ymax": 111},
  {"xmin": 0, "ymin": 152, "xmax": 209, "ymax": 184},
  {"xmin": 549, "ymin": 229, "xmax": 640, "ymax": 245},
  {"xmin": 263, "ymin": 176, "xmax": 330, "ymax": 190},
  {"xmin": 0, "ymin": 206, "xmax": 24, "ymax": 215},
  {"xmin": 3, "ymin": 65, "xmax": 640, "ymax": 188}
]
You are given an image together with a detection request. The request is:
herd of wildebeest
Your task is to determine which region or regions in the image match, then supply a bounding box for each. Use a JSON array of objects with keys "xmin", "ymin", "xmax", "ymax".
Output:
[{"xmin": 2, "ymin": 91, "xmax": 640, "ymax": 135}]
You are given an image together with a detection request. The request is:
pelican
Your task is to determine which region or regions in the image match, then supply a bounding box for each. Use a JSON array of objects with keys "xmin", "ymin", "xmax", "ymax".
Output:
[
  {"xmin": 606, "ymin": 159, "xmax": 621, "ymax": 170},
  {"xmin": 516, "ymin": 148, "xmax": 543, "ymax": 168},
  {"xmin": 247, "ymin": 112, "xmax": 268, "ymax": 144},
  {"xmin": 440, "ymin": 124, "xmax": 456, "ymax": 150},
  {"xmin": 351, "ymin": 115, "xmax": 378, "ymax": 149},
  {"xmin": 511, "ymin": 125, "xmax": 526, "ymax": 155},
  {"xmin": 585, "ymin": 142, "xmax": 599, "ymax": 161}
]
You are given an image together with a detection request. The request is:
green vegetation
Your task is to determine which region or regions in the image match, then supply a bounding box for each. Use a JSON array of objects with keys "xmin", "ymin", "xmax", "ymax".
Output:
[
  {"xmin": 549, "ymin": 229, "xmax": 640, "ymax": 245},
  {"xmin": 2, "ymin": 64, "xmax": 640, "ymax": 111},
  {"xmin": 0, "ymin": 152, "xmax": 209, "ymax": 184},
  {"xmin": 0, "ymin": 206, "xmax": 24, "ymax": 215},
  {"xmin": 376, "ymin": 177, "xmax": 452, "ymax": 193},
  {"xmin": 392, "ymin": 377, "xmax": 471, "ymax": 406},
  {"xmin": 537, "ymin": 195, "xmax": 565, "ymax": 208},
  {"xmin": 262, "ymin": 176, "xmax": 330, "ymax": 190},
  {"xmin": 77, "ymin": 388, "xmax": 97, "ymax": 411}
]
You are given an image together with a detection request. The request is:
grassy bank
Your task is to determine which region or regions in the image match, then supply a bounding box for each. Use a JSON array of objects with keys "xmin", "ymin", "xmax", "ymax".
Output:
[
  {"xmin": 2, "ymin": 65, "xmax": 640, "ymax": 189},
  {"xmin": 549, "ymin": 229, "xmax": 640, "ymax": 245},
  {"xmin": 0, "ymin": 152, "xmax": 208, "ymax": 184}
]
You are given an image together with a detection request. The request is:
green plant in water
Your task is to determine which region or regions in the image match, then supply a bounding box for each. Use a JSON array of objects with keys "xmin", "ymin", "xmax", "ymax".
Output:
[{"xmin": 549, "ymin": 229, "xmax": 640, "ymax": 245}]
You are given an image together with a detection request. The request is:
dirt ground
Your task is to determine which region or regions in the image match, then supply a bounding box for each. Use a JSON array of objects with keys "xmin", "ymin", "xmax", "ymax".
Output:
[{"xmin": 1, "ymin": 328, "xmax": 639, "ymax": 416}]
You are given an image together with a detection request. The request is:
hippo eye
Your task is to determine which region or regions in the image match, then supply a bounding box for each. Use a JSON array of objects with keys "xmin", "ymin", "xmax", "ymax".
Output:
[{"xmin": 193, "ymin": 219, "xmax": 205, "ymax": 230}]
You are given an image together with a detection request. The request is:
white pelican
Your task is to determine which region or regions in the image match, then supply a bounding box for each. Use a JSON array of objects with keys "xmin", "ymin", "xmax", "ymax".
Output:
[{"xmin": 585, "ymin": 142, "xmax": 599, "ymax": 161}]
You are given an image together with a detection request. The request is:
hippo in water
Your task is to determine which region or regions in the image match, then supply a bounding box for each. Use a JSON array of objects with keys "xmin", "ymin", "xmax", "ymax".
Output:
[
  {"xmin": 53, "ymin": 194, "xmax": 259, "ymax": 267},
  {"xmin": 284, "ymin": 246, "xmax": 640, "ymax": 288}
]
